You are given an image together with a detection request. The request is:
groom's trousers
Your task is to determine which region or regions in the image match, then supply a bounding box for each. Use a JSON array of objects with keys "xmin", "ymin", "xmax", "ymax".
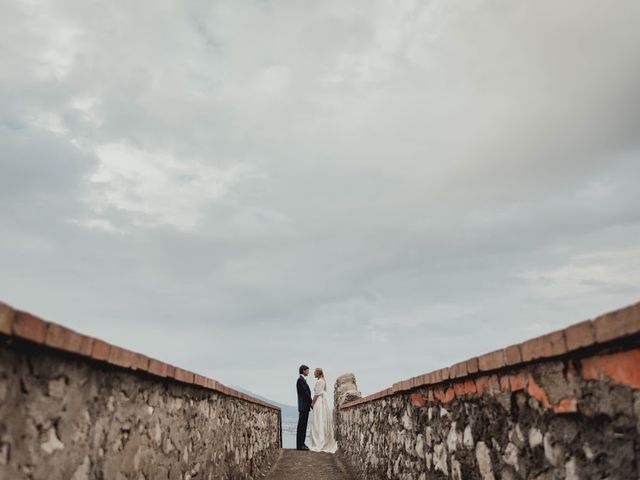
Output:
[{"xmin": 296, "ymin": 409, "xmax": 310, "ymax": 449}]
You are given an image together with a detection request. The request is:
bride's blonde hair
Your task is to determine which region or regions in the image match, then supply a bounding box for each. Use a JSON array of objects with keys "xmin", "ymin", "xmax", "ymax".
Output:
[{"xmin": 315, "ymin": 367, "xmax": 324, "ymax": 378}]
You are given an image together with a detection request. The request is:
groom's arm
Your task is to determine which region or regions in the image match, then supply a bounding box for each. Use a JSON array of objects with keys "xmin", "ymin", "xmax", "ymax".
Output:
[{"xmin": 306, "ymin": 383, "xmax": 314, "ymax": 409}]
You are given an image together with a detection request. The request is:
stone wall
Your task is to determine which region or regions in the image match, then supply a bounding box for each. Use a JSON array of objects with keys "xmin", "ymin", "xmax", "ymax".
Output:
[
  {"xmin": 336, "ymin": 302, "xmax": 640, "ymax": 480},
  {"xmin": 0, "ymin": 302, "xmax": 281, "ymax": 480}
]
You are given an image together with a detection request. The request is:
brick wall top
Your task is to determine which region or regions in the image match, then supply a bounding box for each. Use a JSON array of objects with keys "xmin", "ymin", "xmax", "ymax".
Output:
[
  {"xmin": 341, "ymin": 301, "xmax": 640, "ymax": 409},
  {"xmin": 0, "ymin": 300, "xmax": 280, "ymax": 412}
]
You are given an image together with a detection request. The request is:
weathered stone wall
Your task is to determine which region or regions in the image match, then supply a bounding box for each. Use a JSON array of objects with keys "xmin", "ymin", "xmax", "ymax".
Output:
[
  {"xmin": 0, "ymin": 303, "xmax": 281, "ymax": 480},
  {"xmin": 337, "ymin": 303, "xmax": 640, "ymax": 480}
]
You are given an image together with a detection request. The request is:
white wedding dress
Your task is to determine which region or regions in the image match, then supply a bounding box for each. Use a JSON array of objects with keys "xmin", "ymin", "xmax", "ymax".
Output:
[{"xmin": 309, "ymin": 378, "xmax": 338, "ymax": 453}]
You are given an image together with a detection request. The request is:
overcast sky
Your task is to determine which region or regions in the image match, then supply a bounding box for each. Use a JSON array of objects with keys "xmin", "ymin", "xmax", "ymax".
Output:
[{"xmin": 1, "ymin": 0, "xmax": 639, "ymax": 405}]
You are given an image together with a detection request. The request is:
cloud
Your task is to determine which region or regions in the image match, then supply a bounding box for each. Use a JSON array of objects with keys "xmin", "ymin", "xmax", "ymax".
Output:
[
  {"xmin": 0, "ymin": 126, "xmax": 94, "ymax": 199},
  {"xmin": 0, "ymin": 0, "xmax": 639, "ymax": 404},
  {"xmin": 520, "ymin": 246, "xmax": 640, "ymax": 299},
  {"xmin": 88, "ymin": 142, "xmax": 252, "ymax": 230}
]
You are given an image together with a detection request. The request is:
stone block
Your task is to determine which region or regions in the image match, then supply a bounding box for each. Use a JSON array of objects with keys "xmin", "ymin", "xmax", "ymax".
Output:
[
  {"xmin": 521, "ymin": 330, "xmax": 566, "ymax": 363},
  {"xmin": 478, "ymin": 349, "xmax": 505, "ymax": 372},
  {"xmin": 193, "ymin": 374, "xmax": 208, "ymax": 388},
  {"xmin": 91, "ymin": 339, "xmax": 111, "ymax": 361},
  {"xmin": 475, "ymin": 375, "xmax": 492, "ymax": 396},
  {"xmin": 107, "ymin": 346, "xmax": 137, "ymax": 369},
  {"xmin": 450, "ymin": 361, "xmax": 468, "ymax": 379},
  {"xmin": 414, "ymin": 373, "xmax": 430, "ymax": 388},
  {"xmin": 510, "ymin": 373, "xmax": 526, "ymax": 392},
  {"xmin": 173, "ymin": 368, "xmax": 195, "ymax": 384},
  {"xmin": 148, "ymin": 358, "xmax": 169, "ymax": 378},
  {"xmin": 593, "ymin": 302, "xmax": 640, "ymax": 343},
  {"xmin": 434, "ymin": 386, "xmax": 455, "ymax": 403},
  {"xmin": 581, "ymin": 349, "xmax": 640, "ymax": 389},
  {"xmin": 504, "ymin": 345, "xmax": 522, "ymax": 366},
  {"xmin": 433, "ymin": 367, "xmax": 450, "ymax": 383},
  {"xmin": 410, "ymin": 393, "xmax": 425, "ymax": 407},
  {"xmin": 553, "ymin": 397, "xmax": 577, "ymax": 414},
  {"xmin": 564, "ymin": 320, "xmax": 595, "ymax": 351},
  {"xmin": 0, "ymin": 302, "xmax": 15, "ymax": 335},
  {"xmin": 475, "ymin": 441, "xmax": 494, "ymax": 480},
  {"xmin": 13, "ymin": 311, "xmax": 48, "ymax": 343},
  {"xmin": 527, "ymin": 375, "xmax": 551, "ymax": 408},
  {"xmin": 462, "ymin": 379, "xmax": 477, "ymax": 395},
  {"xmin": 205, "ymin": 378, "xmax": 217, "ymax": 390},
  {"xmin": 500, "ymin": 375, "xmax": 510, "ymax": 392},
  {"xmin": 45, "ymin": 324, "xmax": 94, "ymax": 356},
  {"xmin": 466, "ymin": 357, "xmax": 479, "ymax": 374}
]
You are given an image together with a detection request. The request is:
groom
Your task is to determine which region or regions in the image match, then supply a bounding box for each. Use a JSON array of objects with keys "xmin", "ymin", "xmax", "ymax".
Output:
[{"xmin": 296, "ymin": 364, "xmax": 312, "ymax": 451}]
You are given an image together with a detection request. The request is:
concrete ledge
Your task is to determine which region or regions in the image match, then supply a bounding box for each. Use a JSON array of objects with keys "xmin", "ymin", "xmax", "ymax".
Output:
[
  {"xmin": 0, "ymin": 300, "xmax": 280, "ymax": 412},
  {"xmin": 341, "ymin": 301, "xmax": 640, "ymax": 409}
]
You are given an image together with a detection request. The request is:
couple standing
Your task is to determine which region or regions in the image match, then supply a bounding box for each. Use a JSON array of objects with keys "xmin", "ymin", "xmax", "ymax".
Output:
[{"xmin": 295, "ymin": 364, "xmax": 338, "ymax": 453}]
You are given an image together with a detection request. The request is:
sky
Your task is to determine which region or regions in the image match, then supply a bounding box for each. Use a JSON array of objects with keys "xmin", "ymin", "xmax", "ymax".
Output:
[{"xmin": 1, "ymin": 0, "xmax": 639, "ymax": 405}]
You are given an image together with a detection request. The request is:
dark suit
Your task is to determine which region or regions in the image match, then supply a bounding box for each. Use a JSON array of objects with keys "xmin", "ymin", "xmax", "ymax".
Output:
[{"xmin": 296, "ymin": 375, "xmax": 312, "ymax": 449}]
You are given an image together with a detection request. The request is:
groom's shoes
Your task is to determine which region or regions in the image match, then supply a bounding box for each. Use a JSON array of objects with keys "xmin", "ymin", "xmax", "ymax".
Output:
[{"xmin": 297, "ymin": 445, "xmax": 310, "ymax": 451}]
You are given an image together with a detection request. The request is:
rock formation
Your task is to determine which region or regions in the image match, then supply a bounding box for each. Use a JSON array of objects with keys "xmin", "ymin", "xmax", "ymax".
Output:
[{"xmin": 334, "ymin": 373, "xmax": 362, "ymax": 408}]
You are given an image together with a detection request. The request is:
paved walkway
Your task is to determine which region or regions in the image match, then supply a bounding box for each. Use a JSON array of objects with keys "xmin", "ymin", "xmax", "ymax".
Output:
[{"xmin": 264, "ymin": 449, "xmax": 355, "ymax": 480}]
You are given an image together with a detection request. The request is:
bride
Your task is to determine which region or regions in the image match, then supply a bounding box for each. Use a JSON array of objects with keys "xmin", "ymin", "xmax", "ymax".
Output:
[{"xmin": 309, "ymin": 368, "xmax": 338, "ymax": 453}]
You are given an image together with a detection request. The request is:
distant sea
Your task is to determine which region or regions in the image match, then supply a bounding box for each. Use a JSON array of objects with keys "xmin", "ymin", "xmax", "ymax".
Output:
[
  {"xmin": 281, "ymin": 414, "xmax": 299, "ymax": 449},
  {"xmin": 231, "ymin": 386, "xmax": 330, "ymax": 449}
]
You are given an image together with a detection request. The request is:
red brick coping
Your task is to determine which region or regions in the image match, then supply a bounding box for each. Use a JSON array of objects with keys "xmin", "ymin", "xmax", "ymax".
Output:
[
  {"xmin": 341, "ymin": 301, "xmax": 640, "ymax": 409},
  {"xmin": 0, "ymin": 301, "xmax": 280, "ymax": 412}
]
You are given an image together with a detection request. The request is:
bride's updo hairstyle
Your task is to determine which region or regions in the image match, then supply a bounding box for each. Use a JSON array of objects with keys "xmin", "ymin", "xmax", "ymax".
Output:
[{"xmin": 315, "ymin": 368, "xmax": 324, "ymax": 378}]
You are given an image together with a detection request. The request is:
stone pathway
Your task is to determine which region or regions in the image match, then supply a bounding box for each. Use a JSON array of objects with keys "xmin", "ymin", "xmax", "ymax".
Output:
[{"xmin": 264, "ymin": 449, "xmax": 355, "ymax": 480}]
